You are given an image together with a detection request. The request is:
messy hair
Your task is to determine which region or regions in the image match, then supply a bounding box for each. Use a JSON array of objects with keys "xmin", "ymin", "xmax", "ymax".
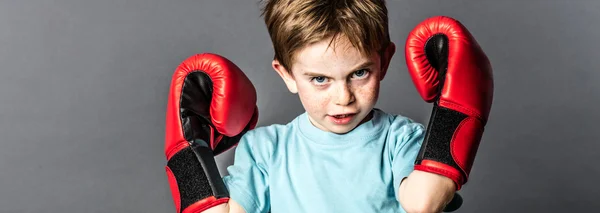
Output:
[{"xmin": 261, "ymin": 0, "xmax": 390, "ymax": 72}]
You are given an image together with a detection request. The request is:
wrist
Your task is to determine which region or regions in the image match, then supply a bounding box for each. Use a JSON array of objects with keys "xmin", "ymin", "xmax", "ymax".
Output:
[
  {"xmin": 414, "ymin": 161, "xmax": 462, "ymax": 190},
  {"xmin": 166, "ymin": 143, "xmax": 229, "ymax": 213}
]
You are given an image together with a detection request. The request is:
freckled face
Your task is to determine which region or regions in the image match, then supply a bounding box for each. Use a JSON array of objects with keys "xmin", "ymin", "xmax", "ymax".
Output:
[{"xmin": 273, "ymin": 37, "xmax": 395, "ymax": 134}]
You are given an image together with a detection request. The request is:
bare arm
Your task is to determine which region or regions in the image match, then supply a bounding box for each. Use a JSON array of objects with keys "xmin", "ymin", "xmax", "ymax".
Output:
[
  {"xmin": 203, "ymin": 199, "xmax": 246, "ymax": 213},
  {"xmin": 398, "ymin": 170, "xmax": 456, "ymax": 213}
]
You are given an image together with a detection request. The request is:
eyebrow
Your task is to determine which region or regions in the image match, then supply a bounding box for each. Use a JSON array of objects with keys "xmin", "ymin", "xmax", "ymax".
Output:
[{"xmin": 302, "ymin": 61, "xmax": 375, "ymax": 77}]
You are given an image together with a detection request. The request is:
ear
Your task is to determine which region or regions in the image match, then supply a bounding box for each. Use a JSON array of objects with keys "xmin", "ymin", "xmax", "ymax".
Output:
[
  {"xmin": 379, "ymin": 42, "xmax": 396, "ymax": 81},
  {"xmin": 272, "ymin": 60, "xmax": 298, "ymax": 94}
]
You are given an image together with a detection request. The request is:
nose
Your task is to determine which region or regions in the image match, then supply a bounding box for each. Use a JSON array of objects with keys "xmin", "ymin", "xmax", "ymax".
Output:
[{"xmin": 334, "ymin": 82, "xmax": 355, "ymax": 106}]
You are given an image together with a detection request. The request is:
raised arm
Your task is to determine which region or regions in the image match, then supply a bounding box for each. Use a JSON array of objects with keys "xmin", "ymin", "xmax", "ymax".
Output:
[{"xmin": 164, "ymin": 53, "xmax": 258, "ymax": 213}]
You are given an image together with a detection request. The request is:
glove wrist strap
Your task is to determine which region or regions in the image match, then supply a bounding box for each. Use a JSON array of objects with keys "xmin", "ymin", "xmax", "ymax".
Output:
[
  {"xmin": 166, "ymin": 140, "xmax": 229, "ymax": 212},
  {"xmin": 416, "ymin": 105, "xmax": 469, "ymax": 185}
]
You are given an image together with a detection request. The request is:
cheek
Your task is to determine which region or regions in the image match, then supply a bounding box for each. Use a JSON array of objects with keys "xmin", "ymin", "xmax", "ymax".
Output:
[
  {"xmin": 297, "ymin": 83, "xmax": 330, "ymax": 111},
  {"xmin": 356, "ymin": 79, "xmax": 380, "ymax": 103}
]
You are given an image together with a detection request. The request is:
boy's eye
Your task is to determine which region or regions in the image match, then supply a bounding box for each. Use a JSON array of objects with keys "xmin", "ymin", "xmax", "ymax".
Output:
[
  {"xmin": 311, "ymin": 76, "xmax": 328, "ymax": 85},
  {"xmin": 352, "ymin": 69, "xmax": 370, "ymax": 78}
]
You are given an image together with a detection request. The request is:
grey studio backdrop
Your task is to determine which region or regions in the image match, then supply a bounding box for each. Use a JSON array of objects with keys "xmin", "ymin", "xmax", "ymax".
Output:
[{"xmin": 0, "ymin": 0, "xmax": 598, "ymax": 212}]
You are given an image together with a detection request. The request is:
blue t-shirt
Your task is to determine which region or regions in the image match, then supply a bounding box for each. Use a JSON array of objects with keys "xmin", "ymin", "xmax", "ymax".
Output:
[{"xmin": 223, "ymin": 108, "xmax": 424, "ymax": 213}]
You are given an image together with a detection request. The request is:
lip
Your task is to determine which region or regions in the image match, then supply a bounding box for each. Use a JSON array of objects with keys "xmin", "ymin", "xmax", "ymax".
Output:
[
  {"xmin": 328, "ymin": 113, "xmax": 357, "ymax": 125},
  {"xmin": 329, "ymin": 112, "xmax": 358, "ymax": 117}
]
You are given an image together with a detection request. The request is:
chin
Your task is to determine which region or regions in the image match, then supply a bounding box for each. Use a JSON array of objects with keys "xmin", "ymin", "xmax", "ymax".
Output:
[{"xmin": 328, "ymin": 123, "xmax": 358, "ymax": 134}]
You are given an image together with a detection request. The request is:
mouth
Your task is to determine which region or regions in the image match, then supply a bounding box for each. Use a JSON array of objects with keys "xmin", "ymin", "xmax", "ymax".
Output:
[
  {"xmin": 330, "ymin": 113, "xmax": 356, "ymax": 118},
  {"xmin": 328, "ymin": 113, "xmax": 357, "ymax": 125}
]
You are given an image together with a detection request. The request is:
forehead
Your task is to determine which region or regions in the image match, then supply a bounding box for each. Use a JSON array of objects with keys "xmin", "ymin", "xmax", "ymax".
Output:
[{"xmin": 292, "ymin": 36, "xmax": 377, "ymax": 70}]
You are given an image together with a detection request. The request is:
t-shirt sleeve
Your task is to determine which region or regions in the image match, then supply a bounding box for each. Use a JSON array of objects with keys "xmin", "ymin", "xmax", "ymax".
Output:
[
  {"xmin": 390, "ymin": 121, "xmax": 425, "ymax": 202},
  {"xmin": 222, "ymin": 129, "xmax": 271, "ymax": 213}
]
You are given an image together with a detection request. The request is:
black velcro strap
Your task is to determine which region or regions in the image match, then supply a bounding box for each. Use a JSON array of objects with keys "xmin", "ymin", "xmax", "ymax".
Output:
[
  {"xmin": 416, "ymin": 106, "xmax": 467, "ymax": 171},
  {"xmin": 167, "ymin": 141, "xmax": 229, "ymax": 210}
]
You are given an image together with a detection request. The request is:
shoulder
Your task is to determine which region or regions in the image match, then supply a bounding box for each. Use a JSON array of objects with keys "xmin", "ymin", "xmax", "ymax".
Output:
[
  {"xmin": 237, "ymin": 115, "xmax": 300, "ymax": 152},
  {"xmin": 377, "ymin": 109, "xmax": 425, "ymax": 143},
  {"xmin": 240, "ymin": 124, "xmax": 283, "ymax": 147},
  {"xmin": 377, "ymin": 109, "xmax": 424, "ymax": 132}
]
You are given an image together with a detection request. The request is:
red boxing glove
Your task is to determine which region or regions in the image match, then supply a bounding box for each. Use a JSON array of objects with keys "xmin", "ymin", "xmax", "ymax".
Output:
[
  {"xmin": 164, "ymin": 53, "xmax": 258, "ymax": 213},
  {"xmin": 405, "ymin": 16, "xmax": 494, "ymax": 190}
]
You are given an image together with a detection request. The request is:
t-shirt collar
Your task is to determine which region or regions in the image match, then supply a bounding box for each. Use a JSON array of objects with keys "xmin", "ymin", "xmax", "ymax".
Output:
[{"xmin": 297, "ymin": 108, "xmax": 385, "ymax": 145}]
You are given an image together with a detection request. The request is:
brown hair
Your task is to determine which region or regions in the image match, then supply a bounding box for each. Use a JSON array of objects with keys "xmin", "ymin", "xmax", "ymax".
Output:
[{"xmin": 260, "ymin": 0, "xmax": 390, "ymax": 72}]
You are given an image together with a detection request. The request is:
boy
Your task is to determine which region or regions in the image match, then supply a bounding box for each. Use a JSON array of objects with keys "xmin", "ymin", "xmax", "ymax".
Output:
[{"xmin": 163, "ymin": 0, "xmax": 492, "ymax": 213}]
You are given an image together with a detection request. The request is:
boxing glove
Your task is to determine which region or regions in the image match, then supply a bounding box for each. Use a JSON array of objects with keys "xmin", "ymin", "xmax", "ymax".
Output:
[
  {"xmin": 164, "ymin": 53, "xmax": 258, "ymax": 213},
  {"xmin": 405, "ymin": 16, "xmax": 494, "ymax": 190}
]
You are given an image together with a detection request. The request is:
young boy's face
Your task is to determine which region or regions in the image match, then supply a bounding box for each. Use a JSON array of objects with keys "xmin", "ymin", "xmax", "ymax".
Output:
[{"xmin": 273, "ymin": 36, "xmax": 395, "ymax": 134}]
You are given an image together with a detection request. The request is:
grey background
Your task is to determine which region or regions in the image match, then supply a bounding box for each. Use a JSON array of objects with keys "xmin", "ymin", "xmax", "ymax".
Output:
[{"xmin": 0, "ymin": 0, "xmax": 598, "ymax": 212}]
